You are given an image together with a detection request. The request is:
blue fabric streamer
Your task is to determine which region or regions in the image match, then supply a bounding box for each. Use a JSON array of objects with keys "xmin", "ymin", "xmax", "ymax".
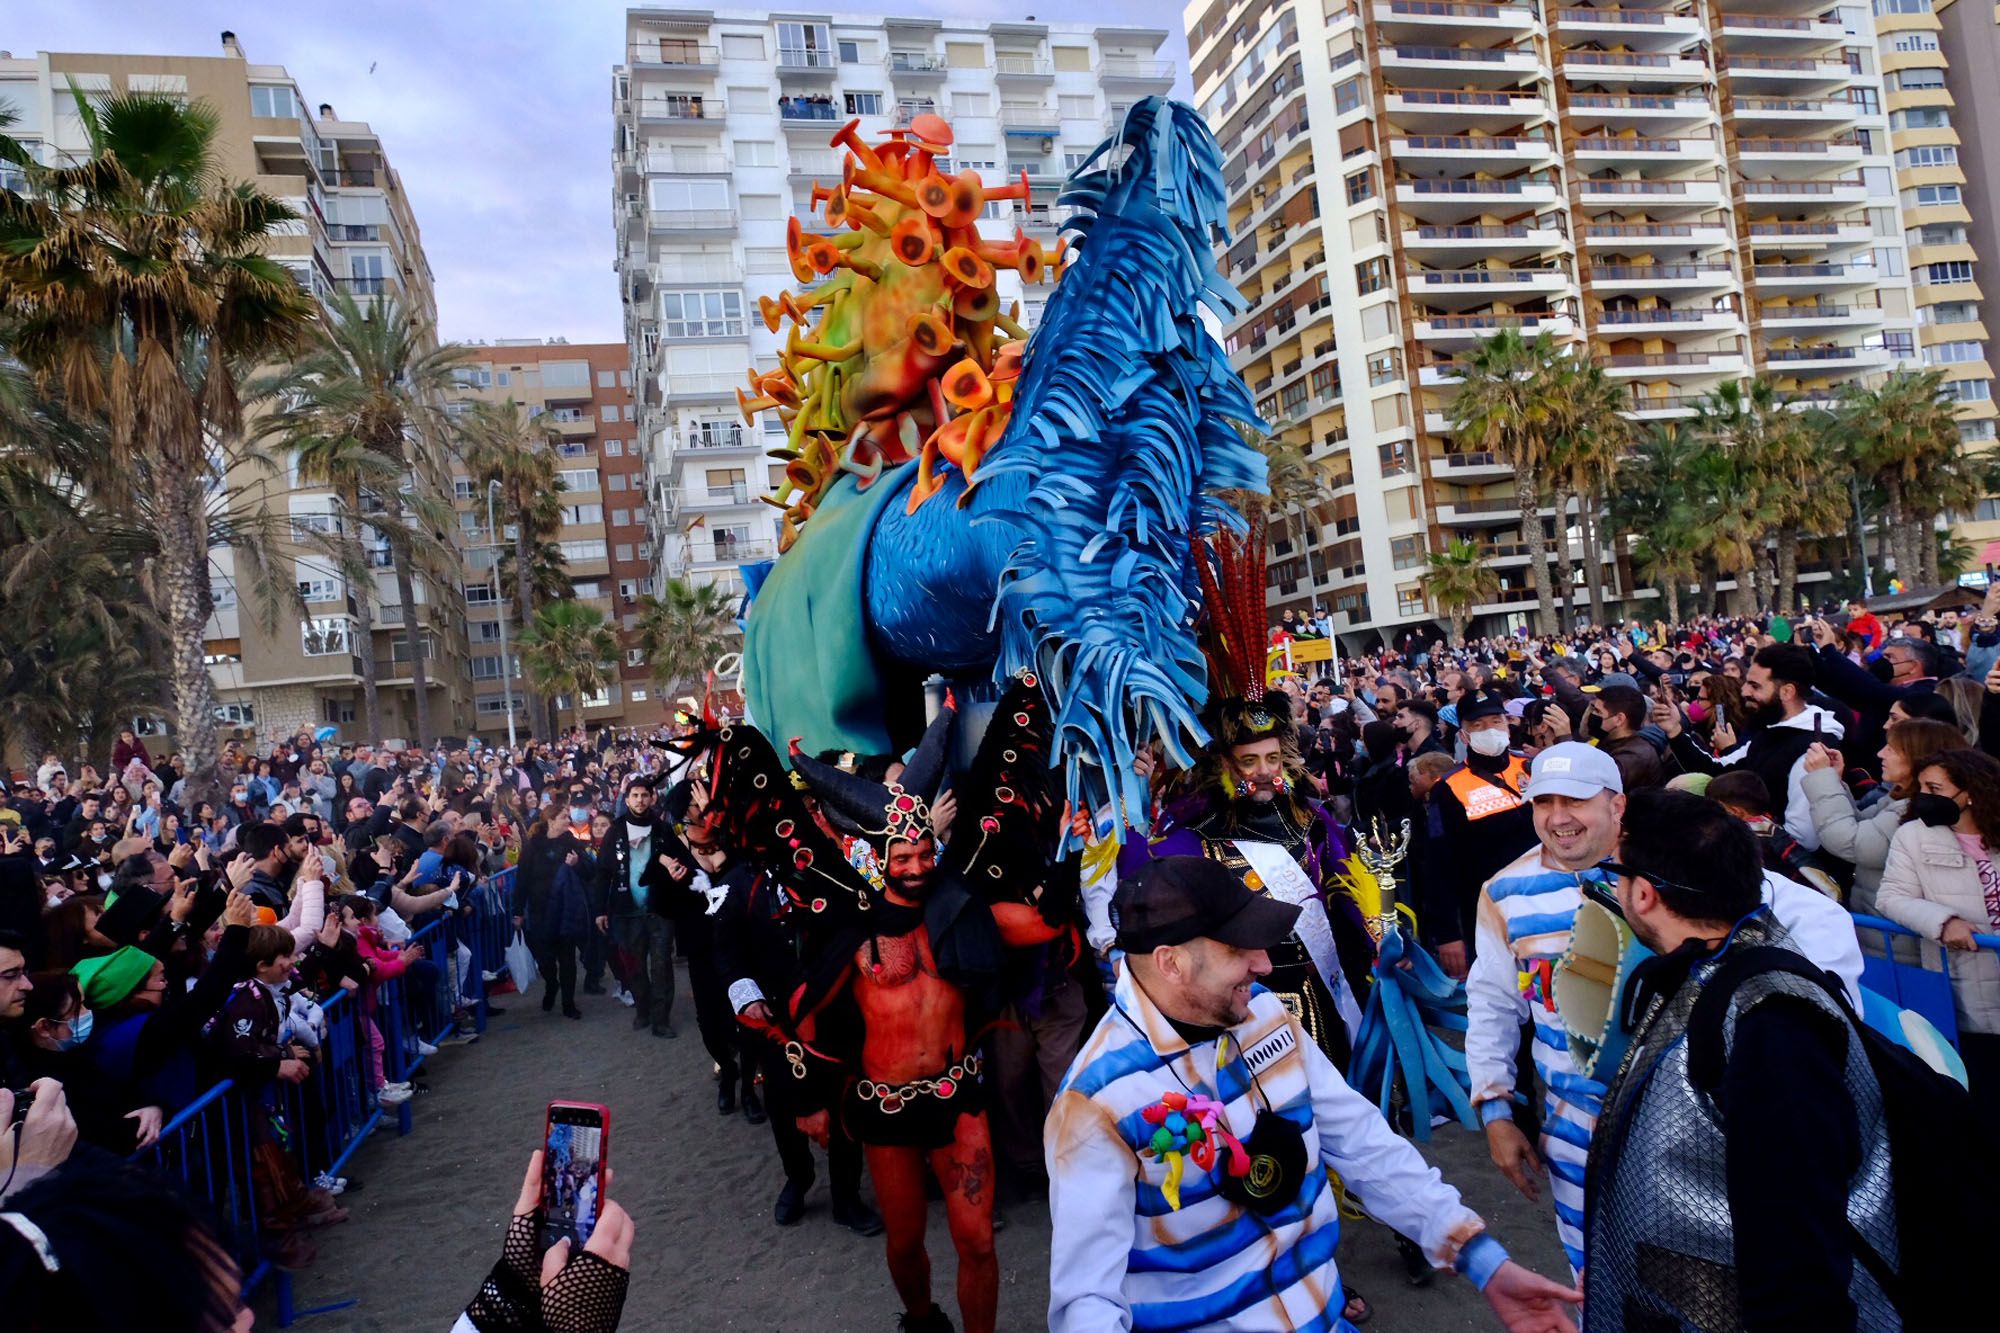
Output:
[{"xmin": 1350, "ymin": 926, "xmax": 1481, "ymax": 1141}]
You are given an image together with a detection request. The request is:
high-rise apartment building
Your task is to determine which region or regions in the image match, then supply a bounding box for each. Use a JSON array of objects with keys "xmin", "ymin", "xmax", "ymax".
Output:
[
  {"xmin": 0, "ymin": 34, "xmax": 467, "ymax": 743},
  {"xmin": 1927, "ymin": 0, "xmax": 2000, "ymax": 550},
  {"xmin": 447, "ymin": 340, "xmax": 670, "ymax": 739},
  {"xmin": 611, "ymin": 8, "xmax": 1175, "ymax": 596},
  {"xmin": 1189, "ymin": 0, "xmax": 1992, "ymax": 640}
]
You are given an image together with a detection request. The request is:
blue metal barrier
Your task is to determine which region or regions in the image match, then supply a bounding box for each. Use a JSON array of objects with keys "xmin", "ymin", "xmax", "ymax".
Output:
[
  {"xmin": 124, "ymin": 869, "xmax": 521, "ymax": 1325},
  {"xmin": 1849, "ymin": 913, "xmax": 2000, "ymax": 1046}
]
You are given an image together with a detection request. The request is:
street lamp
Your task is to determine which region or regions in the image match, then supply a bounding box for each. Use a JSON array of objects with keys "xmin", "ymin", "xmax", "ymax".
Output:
[{"xmin": 486, "ymin": 480, "xmax": 518, "ymax": 749}]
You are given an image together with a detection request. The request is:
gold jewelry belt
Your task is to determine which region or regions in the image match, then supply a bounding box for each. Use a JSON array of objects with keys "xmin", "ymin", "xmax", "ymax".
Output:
[{"xmin": 855, "ymin": 1052, "xmax": 983, "ymax": 1114}]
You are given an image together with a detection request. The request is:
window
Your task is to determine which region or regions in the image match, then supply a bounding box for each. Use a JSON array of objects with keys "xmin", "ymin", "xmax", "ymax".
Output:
[
  {"xmin": 296, "ymin": 573, "xmax": 341, "ymax": 603},
  {"xmin": 604, "ymin": 439, "xmax": 624, "ymax": 456},
  {"xmin": 597, "ymin": 369, "xmax": 616, "ymax": 388},
  {"xmin": 209, "ymin": 578, "xmax": 238, "ymax": 610},
  {"xmin": 215, "ymin": 701, "xmax": 256, "ymax": 726},
  {"xmin": 1923, "ymin": 261, "xmax": 1975, "ymax": 284},
  {"xmin": 1355, "ymin": 257, "xmax": 1389, "ymax": 295},
  {"xmin": 1850, "ymin": 87, "xmax": 1879, "ymax": 114},
  {"xmin": 615, "ymin": 543, "xmax": 636, "ymax": 562},
  {"xmin": 625, "ymin": 647, "xmax": 647, "ymax": 668},
  {"xmin": 1345, "ymin": 168, "xmax": 1374, "ymax": 206},
  {"xmin": 1927, "ymin": 341, "xmax": 1985, "ymax": 365},
  {"xmin": 1897, "ymin": 145, "xmax": 1958, "ymax": 170},
  {"xmin": 630, "ymin": 687, "xmax": 649, "ymax": 703},
  {"xmin": 1367, "ymin": 349, "xmax": 1402, "ymax": 386},
  {"xmin": 1910, "ymin": 184, "xmax": 1962, "ymax": 207},
  {"xmin": 1920, "ymin": 301, "xmax": 1979, "ymax": 325},
  {"xmin": 1874, "ymin": 0, "xmax": 1932, "ymax": 11},
  {"xmin": 1891, "ymin": 107, "xmax": 1952, "ymax": 131},
  {"xmin": 839, "ymin": 40, "xmax": 862, "ymax": 64},
  {"xmin": 739, "ymin": 193, "xmax": 782, "ymax": 220},
  {"xmin": 844, "ymin": 92, "xmax": 884, "ymax": 117},
  {"xmin": 572, "ymin": 581, "xmax": 602, "ymax": 600},
  {"xmin": 722, "ymin": 33, "xmax": 765, "ymax": 59},
  {"xmin": 1893, "ymin": 32, "xmax": 1941, "ymax": 51},
  {"xmin": 648, "ymin": 177, "xmax": 730, "ymax": 213},
  {"xmin": 300, "ymin": 618, "xmax": 353, "ymax": 657},
  {"xmin": 1890, "ymin": 68, "xmax": 1946, "ymax": 92},
  {"xmin": 471, "ymin": 655, "xmax": 505, "ymax": 681},
  {"xmin": 465, "ymin": 584, "xmax": 498, "ymax": 605},
  {"xmin": 542, "ymin": 360, "xmax": 591, "ymax": 388},
  {"xmin": 1947, "ymin": 378, "xmax": 1993, "ymax": 403},
  {"xmin": 777, "ymin": 21, "xmax": 834, "ymax": 67},
  {"xmin": 611, "ymin": 508, "xmax": 632, "ymax": 527},
  {"xmin": 560, "ymin": 503, "xmax": 604, "ymax": 525},
  {"xmin": 1334, "ymin": 78, "xmax": 1363, "ymax": 116},
  {"xmin": 556, "ymin": 468, "xmax": 598, "ymax": 492},
  {"xmin": 946, "ymin": 41, "xmax": 988, "ymax": 69},
  {"xmin": 608, "ymin": 473, "xmax": 629, "ymax": 493},
  {"xmin": 737, "ymin": 139, "xmax": 776, "ymax": 167},
  {"xmin": 1058, "ymin": 96, "xmax": 1094, "ymax": 121},
  {"xmin": 1390, "ymin": 536, "xmax": 1425, "ymax": 571},
  {"xmin": 955, "ymin": 93, "xmax": 992, "ymax": 118},
  {"xmin": 558, "ymin": 540, "xmax": 608, "ymax": 563},
  {"xmin": 249, "ymin": 85, "xmax": 297, "ymax": 119},
  {"xmin": 661, "ymin": 288, "xmax": 746, "ymax": 337},
  {"xmin": 473, "ymin": 620, "xmax": 503, "ymax": 643}
]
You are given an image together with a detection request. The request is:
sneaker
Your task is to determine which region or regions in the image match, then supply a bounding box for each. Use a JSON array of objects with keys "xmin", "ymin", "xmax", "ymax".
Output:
[
  {"xmin": 312, "ymin": 1174, "xmax": 348, "ymax": 1195},
  {"xmin": 381, "ymin": 1080, "xmax": 412, "ymax": 1094},
  {"xmin": 415, "ymin": 1038, "xmax": 440, "ymax": 1057},
  {"xmin": 379, "ymin": 1085, "xmax": 413, "ymax": 1107},
  {"xmin": 482, "ymin": 969, "xmax": 500, "ymax": 982},
  {"xmin": 616, "ymin": 988, "xmax": 636, "ymax": 1008}
]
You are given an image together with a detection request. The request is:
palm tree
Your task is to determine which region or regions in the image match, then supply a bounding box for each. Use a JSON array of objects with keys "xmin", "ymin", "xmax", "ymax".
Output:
[
  {"xmin": 1689, "ymin": 380, "xmax": 1789, "ymax": 613},
  {"xmin": 1841, "ymin": 370, "xmax": 1962, "ymax": 587},
  {"xmin": 1448, "ymin": 329, "xmax": 1563, "ymax": 633},
  {"xmin": 0, "ymin": 89, "xmax": 314, "ymax": 801},
  {"xmin": 518, "ymin": 600, "xmax": 620, "ymax": 738},
  {"xmin": 1546, "ymin": 362, "xmax": 1631, "ymax": 627},
  {"xmin": 1762, "ymin": 402, "xmax": 1849, "ymax": 614},
  {"xmin": 1421, "ymin": 539, "xmax": 1500, "ymax": 648},
  {"xmin": 635, "ymin": 578, "xmax": 740, "ymax": 699},
  {"xmin": 276, "ymin": 288, "xmax": 467, "ymax": 746},
  {"xmin": 461, "ymin": 398, "xmax": 566, "ymax": 735},
  {"xmin": 1256, "ymin": 433, "xmax": 1336, "ymax": 606},
  {"xmin": 1610, "ymin": 425, "xmax": 1705, "ymax": 624}
]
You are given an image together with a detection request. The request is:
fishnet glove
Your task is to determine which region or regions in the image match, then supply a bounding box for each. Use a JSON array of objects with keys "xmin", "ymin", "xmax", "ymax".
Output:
[
  {"xmin": 542, "ymin": 1250, "xmax": 630, "ymax": 1333},
  {"xmin": 463, "ymin": 1210, "xmax": 545, "ymax": 1332}
]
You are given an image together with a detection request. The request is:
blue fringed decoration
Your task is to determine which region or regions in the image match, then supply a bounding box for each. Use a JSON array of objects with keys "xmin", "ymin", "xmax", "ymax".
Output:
[
  {"xmin": 1349, "ymin": 926, "xmax": 1481, "ymax": 1142},
  {"xmin": 974, "ymin": 97, "xmax": 1267, "ymax": 829}
]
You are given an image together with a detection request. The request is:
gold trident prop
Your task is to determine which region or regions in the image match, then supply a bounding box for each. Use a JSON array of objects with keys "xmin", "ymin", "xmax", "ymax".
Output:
[{"xmin": 1357, "ymin": 817, "xmax": 1412, "ymax": 944}]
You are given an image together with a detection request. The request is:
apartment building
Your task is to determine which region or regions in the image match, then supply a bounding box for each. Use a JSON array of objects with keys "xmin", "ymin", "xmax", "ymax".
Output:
[
  {"xmin": 610, "ymin": 8, "xmax": 1175, "ymax": 595},
  {"xmin": 447, "ymin": 340, "xmax": 670, "ymax": 739},
  {"xmin": 1927, "ymin": 0, "xmax": 2000, "ymax": 551},
  {"xmin": 0, "ymin": 34, "xmax": 468, "ymax": 744},
  {"xmin": 1190, "ymin": 0, "xmax": 1988, "ymax": 642}
]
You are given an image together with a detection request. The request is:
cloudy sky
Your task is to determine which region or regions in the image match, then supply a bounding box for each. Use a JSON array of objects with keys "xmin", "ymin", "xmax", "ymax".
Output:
[{"xmin": 12, "ymin": 2, "xmax": 1194, "ymax": 344}]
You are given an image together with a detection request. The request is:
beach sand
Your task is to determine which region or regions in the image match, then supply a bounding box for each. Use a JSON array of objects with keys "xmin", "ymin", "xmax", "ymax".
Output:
[{"xmin": 279, "ymin": 966, "xmax": 1568, "ymax": 1331}]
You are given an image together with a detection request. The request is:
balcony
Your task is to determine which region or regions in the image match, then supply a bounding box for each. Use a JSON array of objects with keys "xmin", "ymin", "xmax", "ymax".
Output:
[
  {"xmin": 1596, "ymin": 351, "xmax": 1743, "ymax": 375},
  {"xmin": 662, "ymin": 373, "xmax": 743, "ymax": 403},
  {"xmin": 1372, "ymin": 1, "xmax": 1538, "ymax": 42},
  {"xmin": 681, "ymin": 425, "xmax": 759, "ymax": 452},
  {"xmin": 654, "ymin": 254, "xmax": 744, "ymax": 285},
  {"xmin": 1390, "ymin": 133, "xmax": 1555, "ymax": 173},
  {"xmin": 1381, "ymin": 87, "xmax": 1549, "ymax": 125},
  {"xmin": 635, "ymin": 97, "xmax": 726, "ymax": 128},
  {"xmin": 1729, "ymin": 94, "xmax": 1860, "ymax": 127},
  {"xmin": 1572, "ymin": 136, "xmax": 1714, "ymax": 163},
  {"xmin": 1562, "ymin": 50, "xmax": 1711, "ymax": 82},
  {"xmin": 994, "ymin": 55, "xmax": 1055, "ymax": 82},
  {"xmin": 642, "ymin": 206, "xmax": 739, "ymax": 238},
  {"xmin": 1566, "ymin": 92, "xmax": 1714, "ymax": 126},
  {"xmin": 1582, "ymin": 221, "xmax": 1732, "ymax": 249},
  {"xmin": 999, "ymin": 104, "xmax": 1060, "ymax": 135},
  {"xmin": 1594, "ymin": 307, "xmax": 1742, "ymax": 341},
  {"xmin": 892, "ymin": 99, "xmax": 944, "ymax": 129},
  {"xmin": 1717, "ymin": 14, "xmax": 1847, "ymax": 48},
  {"xmin": 1436, "ymin": 448, "xmax": 1513, "ymax": 479},
  {"xmin": 1098, "ymin": 58, "xmax": 1177, "ymax": 88},
  {"xmin": 1764, "ymin": 344, "xmax": 1891, "ymax": 371},
  {"xmin": 627, "ymin": 43, "xmax": 719, "ymax": 73},
  {"xmin": 1739, "ymin": 176, "xmax": 1867, "ymax": 207},
  {"xmin": 1382, "ymin": 44, "xmax": 1543, "ymax": 86},
  {"xmin": 1406, "ymin": 266, "xmax": 1570, "ymax": 306},
  {"xmin": 636, "ymin": 149, "xmax": 731, "ymax": 175},
  {"xmin": 1588, "ymin": 262, "xmax": 1735, "ymax": 291},
  {"xmin": 1622, "ymin": 393, "xmax": 1702, "ymax": 418},
  {"xmin": 1718, "ymin": 53, "xmax": 1856, "ymax": 85},
  {"xmin": 1753, "ymin": 261, "xmax": 1876, "ymax": 288},
  {"xmin": 778, "ymin": 98, "xmax": 842, "ymax": 126},
  {"xmin": 1554, "ymin": 8, "xmax": 1705, "ymax": 48},
  {"xmin": 787, "ymin": 150, "xmax": 842, "ymax": 181},
  {"xmin": 886, "ymin": 51, "xmax": 949, "ymax": 80},
  {"xmin": 776, "ymin": 46, "xmax": 839, "ymax": 78},
  {"xmin": 683, "ymin": 482, "xmax": 756, "ymax": 509},
  {"xmin": 1437, "ymin": 495, "xmax": 1535, "ymax": 526},
  {"xmin": 1757, "ymin": 302, "xmax": 1885, "ymax": 330},
  {"xmin": 1413, "ymin": 311, "xmax": 1575, "ymax": 345},
  {"xmin": 1575, "ymin": 177, "xmax": 1726, "ymax": 210},
  {"xmin": 1402, "ymin": 221, "xmax": 1568, "ymax": 258},
  {"xmin": 1735, "ymin": 135, "xmax": 1863, "ymax": 177},
  {"xmin": 1395, "ymin": 174, "xmax": 1560, "ymax": 221}
]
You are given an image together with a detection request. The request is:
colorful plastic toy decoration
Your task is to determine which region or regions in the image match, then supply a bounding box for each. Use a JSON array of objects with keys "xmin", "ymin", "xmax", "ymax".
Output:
[
  {"xmin": 736, "ymin": 113, "xmax": 1068, "ymax": 549},
  {"xmin": 1139, "ymin": 1090, "xmax": 1249, "ymax": 1211}
]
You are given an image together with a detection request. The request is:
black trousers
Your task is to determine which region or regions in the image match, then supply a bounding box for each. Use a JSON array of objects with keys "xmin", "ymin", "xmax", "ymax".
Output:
[
  {"xmin": 534, "ymin": 937, "xmax": 578, "ymax": 1010},
  {"xmin": 681, "ymin": 913, "xmax": 751, "ymax": 1083},
  {"xmin": 755, "ymin": 1036, "xmax": 861, "ymax": 1194}
]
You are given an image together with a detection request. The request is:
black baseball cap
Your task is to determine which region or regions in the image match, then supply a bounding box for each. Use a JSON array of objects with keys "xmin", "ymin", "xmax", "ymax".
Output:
[{"xmin": 1113, "ymin": 856, "xmax": 1301, "ymax": 953}]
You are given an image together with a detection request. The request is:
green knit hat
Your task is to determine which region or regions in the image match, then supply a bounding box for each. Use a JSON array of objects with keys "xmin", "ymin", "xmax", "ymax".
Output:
[{"xmin": 70, "ymin": 946, "xmax": 156, "ymax": 1009}]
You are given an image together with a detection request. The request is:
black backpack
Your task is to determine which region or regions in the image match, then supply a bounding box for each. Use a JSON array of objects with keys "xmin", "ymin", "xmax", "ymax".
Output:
[{"xmin": 1686, "ymin": 946, "xmax": 1989, "ymax": 1330}]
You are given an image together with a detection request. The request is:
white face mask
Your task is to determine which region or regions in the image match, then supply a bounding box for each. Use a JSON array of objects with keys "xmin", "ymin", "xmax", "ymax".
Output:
[
  {"xmin": 1467, "ymin": 728, "xmax": 1511, "ymax": 757},
  {"xmin": 96, "ymin": 872, "xmax": 115, "ymax": 889}
]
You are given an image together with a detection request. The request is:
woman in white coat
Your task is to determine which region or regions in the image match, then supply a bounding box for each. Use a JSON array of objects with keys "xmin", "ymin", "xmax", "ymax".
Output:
[
  {"xmin": 1877, "ymin": 747, "xmax": 2000, "ymax": 1133},
  {"xmin": 1801, "ymin": 717, "xmax": 1969, "ymax": 916}
]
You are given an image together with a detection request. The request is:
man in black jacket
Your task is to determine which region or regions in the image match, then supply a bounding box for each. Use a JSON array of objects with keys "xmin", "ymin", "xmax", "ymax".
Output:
[
  {"xmin": 709, "ymin": 824, "xmax": 881, "ymax": 1236},
  {"xmin": 592, "ymin": 779, "xmax": 696, "ymax": 1037}
]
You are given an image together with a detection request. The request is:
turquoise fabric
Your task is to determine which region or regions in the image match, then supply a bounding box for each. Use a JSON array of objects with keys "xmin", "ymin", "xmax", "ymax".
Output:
[{"xmin": 742, "ymin": 468, "xmax": 911, "ymax": 758}]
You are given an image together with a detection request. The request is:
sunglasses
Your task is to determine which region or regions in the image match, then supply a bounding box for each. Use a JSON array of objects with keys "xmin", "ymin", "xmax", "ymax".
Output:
[{"xmin": 1596, "ymin": 859, "xmax": 1706, "ymax": 899}]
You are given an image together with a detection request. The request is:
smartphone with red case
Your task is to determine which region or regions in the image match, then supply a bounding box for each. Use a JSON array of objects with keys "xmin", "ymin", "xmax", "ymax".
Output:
[{"xmin": 540, "ymin": 1100, "xmax": 610, "ymax": 1251}]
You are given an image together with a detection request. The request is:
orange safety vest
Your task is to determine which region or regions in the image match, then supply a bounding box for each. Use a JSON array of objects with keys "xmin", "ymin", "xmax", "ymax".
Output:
[{"xmin": 1441, "ymin": 756, "xmax": 1530, "ymax": 822}]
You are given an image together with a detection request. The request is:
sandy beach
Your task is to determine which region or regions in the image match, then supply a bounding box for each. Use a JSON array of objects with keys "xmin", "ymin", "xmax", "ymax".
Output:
[{"xmin": 277, "ymin": 964, "xmax": 1568, "ymax": 1331}]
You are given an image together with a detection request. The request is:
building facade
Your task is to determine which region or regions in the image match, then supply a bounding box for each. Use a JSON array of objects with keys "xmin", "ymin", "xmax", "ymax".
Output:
[
  {"xmin": 447, "ymin": 340, "xmax": 671, "ymax": 740},
  {"xmin": 611, "ymin": 8, "xmax": 1175, "ymax": 596},
  {"xmin": 1188, "ymin": 0, "xmax": 1994, "ymax": 641},
  {"xmin": 0, "ymin": 34, "xmax": 467, "ymax": 745}
]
